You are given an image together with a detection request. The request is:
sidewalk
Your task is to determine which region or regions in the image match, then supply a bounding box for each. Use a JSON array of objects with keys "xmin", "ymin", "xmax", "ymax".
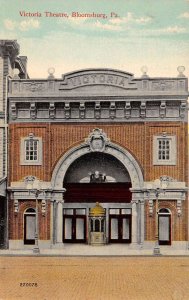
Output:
[
  {"xmin": 1, "ymin": 256, "xmax": 189, "ymax": 299},
  {"xmin": 1, "ymin": 244, "xmax": 189, "ymax": 256}
]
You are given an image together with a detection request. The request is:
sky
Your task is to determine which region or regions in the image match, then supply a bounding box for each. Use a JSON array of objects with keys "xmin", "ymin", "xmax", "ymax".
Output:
[{"xmin": 0, "ymin": 0, "xmax": 189, "ymax": 79}]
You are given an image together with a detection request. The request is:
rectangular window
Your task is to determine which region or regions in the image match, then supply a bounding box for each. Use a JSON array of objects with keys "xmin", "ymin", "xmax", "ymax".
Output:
[
  {"xmin": 109, "ymin": 209, "xmax": 120, "ymax": 215},
  {"xmin": 20, "ymin": 136, "xmax": 42, "ymax": 166},
  {"xmin": 153, "ymin": 135, "xmax": 176, "ymax": 165},
  {"xmin": 158, "ymin": 139, "xmax": 170, "ymax": 160},
  {"xmin": 25, "ymin": 140, "xmax": 38, "ymax": 161},
  {"xmin": 75, "ymin": 209, "xmax": 86, "ymax": 215},
  {"xmin": 64, "ymin": 209, "xmax": 74, "ymax": 215}
]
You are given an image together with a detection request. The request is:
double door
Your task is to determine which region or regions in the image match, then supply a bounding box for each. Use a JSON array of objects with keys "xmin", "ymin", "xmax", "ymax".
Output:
[
  {"xmin": 63, "ymin": 214, "xmax": 86, "ymax": 243},
  {"xmin": 109, "ymin": 215, "xmax": 131, "ymax": 243}
]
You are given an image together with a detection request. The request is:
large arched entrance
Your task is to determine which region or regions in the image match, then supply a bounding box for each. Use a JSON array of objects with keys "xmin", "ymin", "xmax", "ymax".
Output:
[
  {"xmin": 63, "ymin": 152, "xmax": 132, "ymax": 244},
  {"xmin": 64, "ymin": 152, "xmax": 132, "ymax": 203},
  {"xmin": 51, "ymin": 129, "xmax": 144, "ymax": 246}
]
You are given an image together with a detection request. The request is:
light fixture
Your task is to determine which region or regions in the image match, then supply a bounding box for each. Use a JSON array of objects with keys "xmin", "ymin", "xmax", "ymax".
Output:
[
  {"xmin": 25, "ymin": 176, "xmax": 43, "ymax": 254},
  {"xmin": 153, "ymin": 177, "xmax": 168, "ymax": 255}
]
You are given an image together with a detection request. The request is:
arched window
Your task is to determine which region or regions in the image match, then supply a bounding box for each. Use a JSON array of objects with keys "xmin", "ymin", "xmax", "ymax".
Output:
[
  {"xmin": 25, "ymin": 208, "xmax": 36, "ymax": 213},
  {"xmin": 24, "ymin": 208, "xmax": 36, "ymax": 245},
  {"xmin": 95, "ymin": 219, "xmax": 100, "ymax": 232},
  {"xmin": 158, "ymin": 208, "xmax": 171, "ymax": 245},
  {"xmin": 159, "ymin": 208, "xmax": 170, "ymax": 214}
]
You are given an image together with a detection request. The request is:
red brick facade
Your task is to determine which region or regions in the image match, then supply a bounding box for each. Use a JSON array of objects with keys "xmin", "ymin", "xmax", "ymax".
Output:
[
  {"xmin": 9, "ymin": 122, "xmax": 187, "ymax": 183},
  {"xmin": 8, "ymin": 121, "xmax": 188, "ymax": 242}
]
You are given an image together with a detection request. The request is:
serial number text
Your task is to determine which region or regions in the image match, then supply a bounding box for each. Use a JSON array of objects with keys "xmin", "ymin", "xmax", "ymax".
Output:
[{"xmin": 20, "ymin": 283, "xmax": 38, "ymax": 287}]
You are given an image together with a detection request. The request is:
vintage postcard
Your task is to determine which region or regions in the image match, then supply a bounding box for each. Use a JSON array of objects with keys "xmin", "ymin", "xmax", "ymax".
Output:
[{"xmin": 0, "ymin": 0, "xmax": 189, "ymax": 299}]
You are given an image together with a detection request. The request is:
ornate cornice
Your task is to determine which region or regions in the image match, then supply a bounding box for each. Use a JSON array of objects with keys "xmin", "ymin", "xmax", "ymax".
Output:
[
  {"xmin": 0, "ymin": 40, "xmax": 19, "ymax": 65},
  {"xmin": 9, "ymin": 99, "xmax": 188, "ymax": 122}
]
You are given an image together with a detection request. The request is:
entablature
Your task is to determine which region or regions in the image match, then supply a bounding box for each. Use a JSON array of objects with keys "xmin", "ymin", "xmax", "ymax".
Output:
[
  {"xmin": 8, "ymin": 69, "xmax": 188, "ymax": 122},
  {"xmin": 9, "ymin": 98, "xmax": 188, "ymax": 122}
]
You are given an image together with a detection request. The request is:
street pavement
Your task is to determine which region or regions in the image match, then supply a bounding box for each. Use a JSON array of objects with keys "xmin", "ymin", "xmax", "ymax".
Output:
[{"xmin": 0, "ymin": 256, "xmax": 189, "ymax": 300}]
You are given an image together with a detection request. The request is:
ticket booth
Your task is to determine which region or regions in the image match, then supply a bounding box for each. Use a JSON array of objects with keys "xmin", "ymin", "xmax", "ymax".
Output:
[{"xmin": 89, "ymin": 202, "xmax": 106, "ymax": 245}]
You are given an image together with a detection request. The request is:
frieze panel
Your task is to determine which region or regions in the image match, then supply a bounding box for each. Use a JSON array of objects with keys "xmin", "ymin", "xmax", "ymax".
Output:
[
  {"xmin": 22, "ymin": 82, "xmax": 46, "ymax": 92},
  {"xmin": 59, "ymin": 69, "xmax": 137, "ymax": 90},
  {"xmin": 9, "ymin": 78, "xmax": 187, "ymax": 97},
  {"xmin": 151, "ymin": 80, "xmax": 176, "ymax": 91}
]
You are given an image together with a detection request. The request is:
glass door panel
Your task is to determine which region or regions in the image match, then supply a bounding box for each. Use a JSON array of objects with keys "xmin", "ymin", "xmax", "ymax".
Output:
[
  {"xmin": 26, "ymin": 216, "xmax": 35, "ymax": 240},
  {"xmin": 64, "ymin": 218, "xmax": 72, "ymax": 240},
  {"xmin": 76, "ymin": 218, "xmax": 84, "ymax": 240},
  {"xmin": 122, "ymin": 218, "xmax": 130, "ymax": 239},
  {"xmin": 159, "ymin": 215, "xmax": 171, "ymax": 245},
  {"xmin": 24, "ymin": 214, "xmax": 35, "ymax": 244},
  {"xmin": 110, "ymin": 218, "xmax": 119, "ymax": 239}
]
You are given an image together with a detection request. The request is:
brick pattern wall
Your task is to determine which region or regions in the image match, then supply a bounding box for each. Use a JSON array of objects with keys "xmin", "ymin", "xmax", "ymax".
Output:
[
  {"xmin": 9, "ymin": 199, "xmax": 50, "ymax": 240},
  {"xmin": 9, "ymin": 122, "xmax": 187, "ymax": 182},
  {"xmin": 9, "ymin": 124, "xmax": 51, "ymax": 182},
  {"xmin": 145, "ymin": 200, "xmax": 187, "ymax": 241},
  {"xmin": 8, "ymin": 121, "xmax": 188, "ymax": 241},
  {"xmin": 146, "ymin": 123, "xmax": 188, "ymax": 182}
]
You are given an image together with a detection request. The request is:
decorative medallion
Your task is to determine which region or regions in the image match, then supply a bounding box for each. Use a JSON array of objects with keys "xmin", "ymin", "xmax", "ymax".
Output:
[
  {"xmin": 160, "ymin": 175, "xmax": 175, "ymax": 187},
  {"xmin": 85, "ymin": 128, "xmax": 110, "ymax": 152}
]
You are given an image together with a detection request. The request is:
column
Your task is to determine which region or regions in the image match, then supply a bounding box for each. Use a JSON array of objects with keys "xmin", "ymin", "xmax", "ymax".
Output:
[
  {"xmin": 105, "ymin": 207, "xmax": 109, "ymax": 243},
  {"xmin": 132, "ymin": 200, "xmax": 138, "ymax": 244},
  {"xmin": 50, "ymin": 199, "xmax": 54, "ymax": 246},
  {"xmin": 140, "ymin": 200, "xmax": 145, "ymax": 248},
  {"xmin": 56, "ymin": 200, "xmax": 64, "ymax": 244},
  {"xmin": 86, "ymin": 207, "xmax": 90, "ymax": 244}
]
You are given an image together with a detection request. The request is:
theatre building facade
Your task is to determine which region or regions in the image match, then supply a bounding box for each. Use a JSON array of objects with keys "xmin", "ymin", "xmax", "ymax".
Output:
[{"xmin": 6, "ymin": 49, "xmax": 188, "ymax": 251}]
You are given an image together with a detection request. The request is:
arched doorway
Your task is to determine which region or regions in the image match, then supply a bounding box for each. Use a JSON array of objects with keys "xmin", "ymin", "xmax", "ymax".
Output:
[
  {"xmin": 63, "ymin": 152, "xmax": 132, "ymax": 244},
  {"xmin": 158, "ymin": 208, "xmax": 171, "ymax": 245},
  {"xmin": 51, "ymin": 129, "xmax": 144, "ymax": 246}
]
